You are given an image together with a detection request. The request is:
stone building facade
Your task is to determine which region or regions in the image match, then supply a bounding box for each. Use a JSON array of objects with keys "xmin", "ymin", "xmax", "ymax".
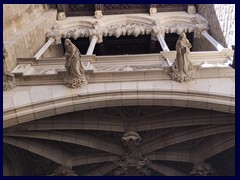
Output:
[{"xmin": 3, "ymin": 4, "xmax": 235, "ymax": 176}]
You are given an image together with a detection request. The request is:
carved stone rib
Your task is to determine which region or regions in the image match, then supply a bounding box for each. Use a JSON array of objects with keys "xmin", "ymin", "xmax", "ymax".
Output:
[
  {"xmin": 4, "ymin": 131, "xmax": 125, "ymax": 155},
  {"xmin": 147, "ymin": 161, "xmax": 187, "ymax": 176},
  {"xmin": 3, "ymin": 137, "xmax": 70, "ymax": 166},
  {"xmin": 139, "ymin": 124, "xmax": 234, "ymax": 154},
  {"xmin": 82, "ymin": 162, "xmax": 117, "ymax": 176}
]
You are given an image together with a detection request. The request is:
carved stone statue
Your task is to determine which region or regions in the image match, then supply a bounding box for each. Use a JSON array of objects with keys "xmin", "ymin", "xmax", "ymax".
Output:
[
  {"xmin": 170, "ymin": 32, "xmax": 193, "ymax": 83},
  {"xmin": 64, "ymin": 39, "xmax": 87, "ymax": 88},
  {"xmin": 3, "ymin": 45, "xmax": 16, "ymax": 91}
]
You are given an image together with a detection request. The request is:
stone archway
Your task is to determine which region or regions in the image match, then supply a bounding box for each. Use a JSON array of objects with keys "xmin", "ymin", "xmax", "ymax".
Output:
[{"xmin": 3, "ymin": 105, "xmax": 235, "ymax": 176}]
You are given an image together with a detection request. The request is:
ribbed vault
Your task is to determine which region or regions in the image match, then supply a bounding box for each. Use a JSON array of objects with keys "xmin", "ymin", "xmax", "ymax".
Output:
[{"xmin": 3, "ymin": 106, "xmax": 235, "ymax": 176}]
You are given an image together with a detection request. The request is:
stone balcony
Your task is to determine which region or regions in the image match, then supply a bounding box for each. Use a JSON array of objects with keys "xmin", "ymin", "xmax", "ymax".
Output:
[{"xmin": 11, "ymin": 49, "xmax": 234, "ymax": 86}]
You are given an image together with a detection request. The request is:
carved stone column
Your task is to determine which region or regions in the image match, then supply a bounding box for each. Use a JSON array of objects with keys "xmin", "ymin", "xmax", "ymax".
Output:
[
  {"xmin": 87, "ymin": 21, "xmax": 103, "ymax": 55},
  {"xmin": 201, "ymin": 31, "xmax": 224, "ymax": 51},
  {"xmin": 86, "ymin": 35, "xmax": 98, "ymax": 55},
  {"xmin": 194, "ymin": 25, "xmax": 224, "ymax": 51},
  {"xmin": 152, "ymin": 26, "xmax": 169, "ymax": 52},
  {"xmin": 156, "ymin": 34, "xmax": 170, "ymax": 52},
  {"xmin": 34, "ymin": 38, "xmax": 55, "ymax": 59}
]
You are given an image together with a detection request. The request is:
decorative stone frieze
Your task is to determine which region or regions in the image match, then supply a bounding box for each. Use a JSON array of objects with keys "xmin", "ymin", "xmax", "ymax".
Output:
[
  {"xmin": 164, "ymin": 22, "xmax": 195, "ymax": 35},
  {"xmin": 64, "ymin": 39, "xmax": 87, "ymax": 88},
  {"xmin": 104, "ymin": 23, "xmax": 152, "ymax": 38},
  {"xmin": 170, "ymin": 33, "xmax": 193, "ymax": 83},
  {"xmin": 3, "ymin": 46, "xmax": 16, "ymax": 91},
  {"xmin": 63, "ymin": 27, "xmax": 89, "ymax": 39},
  {"xmin": 45, "ymin": 13, "xmax": 209, "ymax": 43}
]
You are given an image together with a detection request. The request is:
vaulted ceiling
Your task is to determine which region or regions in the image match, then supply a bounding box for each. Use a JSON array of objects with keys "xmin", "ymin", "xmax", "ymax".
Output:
[{"xmin": 4, "ymin": 106, "xmax": 235, "ymax": 176}]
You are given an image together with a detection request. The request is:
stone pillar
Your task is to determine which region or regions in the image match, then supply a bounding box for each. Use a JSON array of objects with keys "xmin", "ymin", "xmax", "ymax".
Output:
[
  {"xmin": 34, "ymin": 38, "xmax": 55, "ymax": 59},
  {"xmin": 201, "ymin": 30, "xmax": 224, "ymax": 51},
  {"xmin": 86, "ymin": 35, "xmax": 98, "ymax": 55},
  {"xmin": 156, "ymin": 33, "xmax": 170, "ymax": 52}
]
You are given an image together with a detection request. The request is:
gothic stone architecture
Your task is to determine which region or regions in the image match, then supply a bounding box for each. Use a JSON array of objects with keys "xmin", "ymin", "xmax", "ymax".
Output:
[{"xmin": 3, "ymin": 4, "xmax": 235, "ymax": 176}]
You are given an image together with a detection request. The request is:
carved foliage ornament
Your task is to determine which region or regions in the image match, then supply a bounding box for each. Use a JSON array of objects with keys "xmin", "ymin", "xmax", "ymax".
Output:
[
  {"xmin": 104, "ymin": 23, "xmax": 152, "ymax": 38},
  {"xmin": 164, "ymin": 22, "xmax": 195, "ymax": 35},
  {"xmin": 46, "ymin": 23, "xmax": 61, "ymax": 44}
]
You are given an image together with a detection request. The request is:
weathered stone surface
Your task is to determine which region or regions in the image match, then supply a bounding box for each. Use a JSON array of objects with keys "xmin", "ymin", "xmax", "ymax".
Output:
[
  {"xmin": 197, "ymin": 4, "xmax": 235, "ymax": 48},
  {"xmin": 3, "ymin": 9, "xmax": 57, "ymax": 71},
  {"xmin": 3, "ymin": 4, "xmax": 49, "ymax": 40}
]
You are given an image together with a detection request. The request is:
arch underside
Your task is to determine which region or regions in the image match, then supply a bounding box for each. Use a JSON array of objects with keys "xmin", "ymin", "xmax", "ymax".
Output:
[{"xmin": 3, "ymin": 106, "xmax": 235, "ymax": 176}]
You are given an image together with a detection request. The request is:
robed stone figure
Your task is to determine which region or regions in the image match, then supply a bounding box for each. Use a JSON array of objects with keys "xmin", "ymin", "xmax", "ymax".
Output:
[
  {"xmin": 64, "ymin": 39, "xmax": 87, "ymax": 88},
  {"xmin": 170, "ymin": 32, "xmax": 193, "ymax": 83}
]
